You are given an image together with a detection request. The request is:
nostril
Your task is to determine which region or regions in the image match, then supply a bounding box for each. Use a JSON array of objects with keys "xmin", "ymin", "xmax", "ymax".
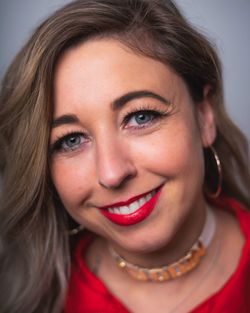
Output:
[
  {"xmin": 98, "ymin": 170, "xmax": 136, "ymax": 190},
  {"xmin": 98, "ymin": 159, "xmax": 137, "ymax": 190}
]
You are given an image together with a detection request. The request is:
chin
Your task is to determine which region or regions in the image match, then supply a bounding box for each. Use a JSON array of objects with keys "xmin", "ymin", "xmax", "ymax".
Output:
[{"xmin": 113, "ymin": 225, "xmax": 175, "ymax": 255}]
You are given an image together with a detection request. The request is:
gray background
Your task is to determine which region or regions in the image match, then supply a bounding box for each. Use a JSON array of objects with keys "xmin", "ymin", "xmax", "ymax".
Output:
[{"xmin": 0, "ymin": 0, "xmax": 249, "ymax": 142}]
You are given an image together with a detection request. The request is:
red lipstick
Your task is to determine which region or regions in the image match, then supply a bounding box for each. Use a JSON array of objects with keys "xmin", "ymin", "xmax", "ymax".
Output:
[
  {"xmin": 100, "ymin": 189, "xmax": 157, "ymax": 209},
  {"xmin": 100, "ymin": 186, "xmax": 162, "ymax": 226}
]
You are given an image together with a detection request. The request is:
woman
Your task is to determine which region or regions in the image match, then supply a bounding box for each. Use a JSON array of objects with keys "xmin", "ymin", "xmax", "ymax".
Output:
[{"xmin": 0, "ymin": 0, "xmax": 249, "ymax": 312}]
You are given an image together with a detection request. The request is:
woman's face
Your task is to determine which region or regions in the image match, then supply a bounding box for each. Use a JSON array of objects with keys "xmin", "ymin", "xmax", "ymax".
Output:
[{"xmin": 50, "ymin": 38, "xmax": 216, "ymax": 253}]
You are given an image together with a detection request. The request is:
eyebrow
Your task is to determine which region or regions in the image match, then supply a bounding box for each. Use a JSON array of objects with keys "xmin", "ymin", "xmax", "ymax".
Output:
[
  {"xmin": 51, "ymin": 114, "xmax": 79, "ymax": 128},
  {"xmin": 52, "ymin": 90, "xmax": 171, "ymax": 128},
  {"xmin": 112, "ymin": 90, "xmax": 171, "ymax": 110}
]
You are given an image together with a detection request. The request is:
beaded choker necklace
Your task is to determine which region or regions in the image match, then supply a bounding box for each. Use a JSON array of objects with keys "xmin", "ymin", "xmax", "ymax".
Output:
[{"xmin": 109, "ymin": 207, "xmax": 216, "ymax": 282}]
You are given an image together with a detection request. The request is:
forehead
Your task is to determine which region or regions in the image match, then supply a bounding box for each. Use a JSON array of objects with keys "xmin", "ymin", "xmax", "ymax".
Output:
[{"xmin": 53, "ymin": 38, "xmax": 191, "ymax": 116}]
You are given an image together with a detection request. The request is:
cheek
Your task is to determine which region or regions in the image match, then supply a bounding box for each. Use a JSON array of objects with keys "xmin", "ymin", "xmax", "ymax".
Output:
[
  {"xmin": 130, "ymin": 123, "xmax": 204, "ymax": 178},
  {"xmin": 50, "ymin": 156, "xmax": 93, "ymax": 208}
]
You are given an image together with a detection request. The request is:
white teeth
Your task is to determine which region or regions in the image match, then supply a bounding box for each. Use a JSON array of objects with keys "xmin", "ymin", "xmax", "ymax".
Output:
[
  {"xmin": 107, "ymin": 190, "xmax": 156, "ymax": 215},
  {"xmin": 119, "ymin": 206, "xmax": 129, "ymax": 214},
  {"xmin": 129, "ymin": 202, "xmax": 138, "ymax": 212},
  {"xmin": 139, "ymin": 198, "xmax": 146, "ymax": 207},
  {"xmin": 113, "ymin": 207, "xmax": 121, "ymax": 214}
]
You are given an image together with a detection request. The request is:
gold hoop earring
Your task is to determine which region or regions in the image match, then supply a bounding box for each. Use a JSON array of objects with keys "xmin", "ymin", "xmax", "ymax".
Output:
[
  {"xmin": 204, "ymin": 146, "xmax": 222, "ymax": 198},
  {"xmin": 68, "ymin": 224, "xmax": 84, "ymax": 236}
]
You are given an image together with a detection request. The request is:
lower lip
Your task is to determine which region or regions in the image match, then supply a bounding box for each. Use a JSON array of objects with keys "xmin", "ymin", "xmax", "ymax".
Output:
[{"xmin": 100, "ymin": 187, "xmax": 162, "ymax": 226}]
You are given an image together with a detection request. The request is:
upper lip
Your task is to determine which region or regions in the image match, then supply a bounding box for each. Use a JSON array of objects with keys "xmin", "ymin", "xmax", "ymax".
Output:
[{"xmin": 99, "ymin": 185, "xmax": 163, "ymax": 209}]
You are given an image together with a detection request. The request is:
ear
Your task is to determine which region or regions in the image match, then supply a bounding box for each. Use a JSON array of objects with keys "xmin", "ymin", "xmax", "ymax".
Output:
[{"xmin": 197, "ymin": 85, "xmax": 217, "ymax": 147}]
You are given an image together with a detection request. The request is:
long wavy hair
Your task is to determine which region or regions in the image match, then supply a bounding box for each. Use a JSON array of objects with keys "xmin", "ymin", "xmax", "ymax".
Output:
[{"xmin": 0, "ymin": 0, "xmax": 249, "ymax": 312}]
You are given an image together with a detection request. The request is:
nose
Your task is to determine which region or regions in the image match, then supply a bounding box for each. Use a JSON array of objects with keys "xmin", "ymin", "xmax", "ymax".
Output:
[{"xmin": 96, "ymin": 137, "xmax": 137, "ymax": 189}]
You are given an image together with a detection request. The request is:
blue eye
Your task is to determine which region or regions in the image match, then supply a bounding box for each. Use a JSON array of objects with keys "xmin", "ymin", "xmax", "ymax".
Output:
[
  {"xmin": 134, "ymin": 112, "xmax": 153, "ymax": 124},
  {"xmin": 51, "ymin": 132, "xmax": 87, "ymax": 153},
  {"xmin": 124, "ymin": 110, "xmax": 165, "ymax": 128},
  {"xmin": 63, "ymin": 134, "xmax": 83, "ymax": 148}
]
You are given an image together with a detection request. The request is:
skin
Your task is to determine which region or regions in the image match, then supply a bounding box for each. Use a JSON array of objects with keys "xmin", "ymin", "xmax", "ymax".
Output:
[
  {"xmin": 50, "ymin": 39, "xmax": 244, "ymax": 312},
  {"xmin": 51, "ymin": 38, "xmax": 216, "ymax": 262}
]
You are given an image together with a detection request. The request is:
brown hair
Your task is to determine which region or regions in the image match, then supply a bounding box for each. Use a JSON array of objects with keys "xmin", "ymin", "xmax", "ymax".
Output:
[{"xmin": 0, "ymin": 0, "xmax": 249, "ymax": 312}]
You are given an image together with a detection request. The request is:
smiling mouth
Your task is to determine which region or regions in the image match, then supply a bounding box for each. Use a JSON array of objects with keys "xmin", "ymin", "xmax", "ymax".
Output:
[
  {"xmin": 105, "ymin": 190, "xmax": 157, "ymax": 215},
  {"xmin": 99, "ymin": 186, "xmax": 163, "ymax": 226}
]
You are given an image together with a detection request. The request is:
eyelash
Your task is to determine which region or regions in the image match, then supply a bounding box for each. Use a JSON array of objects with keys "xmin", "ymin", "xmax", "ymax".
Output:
[
  {"xmin": 50, "ymin": 131, "xmax": 88, "ymax": 154},
  {"xmin": 50, "ymin": 106, "xmax": 170, "ymax": 153},
  {"xmin": 122, "ymin": 105, "xmax": 169, "ymax": 130}
]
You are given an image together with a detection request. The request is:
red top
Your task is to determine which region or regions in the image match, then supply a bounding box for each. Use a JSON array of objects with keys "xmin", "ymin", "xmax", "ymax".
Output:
[{"xmin": 65, "ymin": 198, "xmax": 250, "ymax": 313}]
